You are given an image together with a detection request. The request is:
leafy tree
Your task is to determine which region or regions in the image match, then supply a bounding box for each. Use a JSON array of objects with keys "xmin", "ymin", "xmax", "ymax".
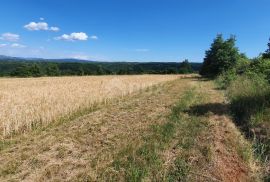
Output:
[
  {"xmin": 97, "ymin": 65, "xmax": 105, "ymax": 75},
  {"xmin": 200, "ymin": 34, "xmax": 240, "ymax": 77},
  {"xmin": 29, "ymin": 64, "xmax": 42, "ymax": 77},
  {"xmin": 0, "ymin": 60, "xmax": 201, "ymax": 77},
  {"xmin": 46, "ymin": 64, "xmax": 60, "ymax": 76},
  {"xmin": 248, "ymin": 58, "xmax": 270, "ymax": 82},
  {"xmin": 11, "ymin": 65, "xmax": 32, "ymax": 77},
  {"xmin": 262, "ymin": 38, "xmax": 270, "ymax": 59},
  {"xmin": 179, "ymin": 59, "xmax": 193, "ymax": 74},
  {"xmin": 79, "ymin": 66, "xmax": 84, "ymax": 76}
]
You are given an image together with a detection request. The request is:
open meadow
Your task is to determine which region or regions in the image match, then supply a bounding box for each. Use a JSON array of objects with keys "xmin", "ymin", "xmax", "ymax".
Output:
[{"xmin": 0, "ymin": 75, "xmax": 180, "ymax": 137}]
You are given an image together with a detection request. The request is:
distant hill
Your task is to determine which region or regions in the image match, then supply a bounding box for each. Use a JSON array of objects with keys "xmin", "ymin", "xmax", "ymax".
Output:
[
  {"xmin": 0, "ymin": 55, "xmax": 202, "ymax": 77},
  {"xmin": 0, "ymin": 55, "xmax": 94, "ymax": 63}
]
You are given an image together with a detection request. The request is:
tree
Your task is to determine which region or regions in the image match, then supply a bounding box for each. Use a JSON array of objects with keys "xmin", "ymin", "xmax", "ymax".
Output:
[
  {"xmin": 29, "ymin": 64, "xmax": 42, "ymax": 77},
  {"xmin": 179, "ymin": 59, "xmax": 193, "ymax": 74},
  {"xmin": 200, "ymin": 34, "xmax": 240, "ymax": 77},
  {"xmin": 11, "ymin": 65, "xmax": 32, "ymax": 77},
  {"xmin": 262, "ymin": 38, "xmax": 270, "ymax": 59},
  {"xmin": 97, "ymin": 65, "xmax": 105, "ymax": 75},
  {"xmin": 46, "ymin": 63, "xmax": 60, "ymax": 76}
]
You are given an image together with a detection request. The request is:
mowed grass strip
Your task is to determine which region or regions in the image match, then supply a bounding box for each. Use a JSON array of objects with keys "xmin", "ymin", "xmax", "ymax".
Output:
[
  {"xmin": 99, "ymin": 79, "xmax": 260, "ymax": 182},
  {"xmin": 99, "ymin": 88, "xmax": 211, "ymax": 181}
]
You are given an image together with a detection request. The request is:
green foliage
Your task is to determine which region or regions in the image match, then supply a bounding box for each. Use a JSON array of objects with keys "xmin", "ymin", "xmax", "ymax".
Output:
[
  {"xmin": 167, "ymin": 158, "xmax": 190, "ymax": 182},
  {"xmin": 236, "ymin": 55, "xmax": 251, "ymax": 73},
  {"xmin": 46, "ymin": 63, "xmax": 60, "ymax": 76},
  {"xmin": 10, "ymin": 64, "xmax": 42, "ymax": 77},
  {"xmin": 0, "ymin": 61, "xmax": 202, "ymax": 77},
  {"xmin": 248, "ymin": 58, "xmax": 270, "ymax": 82},
  {"xmin": 216, "ymin": 69, "xmax": 237, "ymax": 89},
  {"xmin": 29, "ymin": 64, "xmax": 42, "ymax": 77},
  {"xmin": 262, "ymin": 38, "xmax": 270, "ymax": 59},
  {"xmin": 226, "ymin": 74, "xmax": 270, "ymax": 170},
  {"xmin": 227, "ymin": 73, "xmax": 270, "ymax": 125},
  {"xmin": 206, "ymin": 35, "xmax": 270, "ymax": 180},
  {"xmin": 179, "ymin": 59, "xmax": 194, "ymax": 74},
  {"xmin": 215, "ymin": 57, "xmax": 250, "ymax": 89},
  {"xmin": 200, "ymin": 34, "xmax": 240, "ymax": 77}
]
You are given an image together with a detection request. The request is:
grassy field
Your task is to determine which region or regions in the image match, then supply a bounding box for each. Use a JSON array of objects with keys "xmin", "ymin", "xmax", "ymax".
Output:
[
  {"xmin": 0, "ymin": 75, "xmax": 180, "ymax": 137},
  {"xmin": 0, "ymin": 75, "xmax": 262, "ymax": 181}
]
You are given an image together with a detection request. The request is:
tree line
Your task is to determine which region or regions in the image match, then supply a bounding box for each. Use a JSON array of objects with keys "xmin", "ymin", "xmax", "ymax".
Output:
[{"xmin": 0, "ymin": 61, "xmax": 199, "ymax": 77}]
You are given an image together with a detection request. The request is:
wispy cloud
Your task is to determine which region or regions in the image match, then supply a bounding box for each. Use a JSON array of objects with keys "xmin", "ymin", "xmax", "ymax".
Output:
[
  {"xmin": 71, "ymin": 54, "xmax": 90, "ymax": 60},
  {"xmin": 55, "ymin": 32, "xmax": 88, "ymax": 41},
  {"xmin": 24, "ymin": 21, "xmax": 60, "ymax": 32},
  {"xmin": 0, "ymin": 44, "xmax": 7, "ymax": 48},
  {"xmin": 50, "ymin": 27, "xmax": 60, "ymax": 32},
  {"xmin": 0, "ymin": 43, "xmax": 26, "ymax": 49},
  {"xmin": 135, "ymin": 49, "xmax": 150, "ymax": 52},
  {"xmin": 11, "ymin": 43, "xmax": 26, "ymax": 48},
  {"xmin": 0, "ymin": 33, "xmax": 20, "ymax": 42},
  {"xmin": 90, "ymin": 35, "xmax": 98, "ymax": 40}
]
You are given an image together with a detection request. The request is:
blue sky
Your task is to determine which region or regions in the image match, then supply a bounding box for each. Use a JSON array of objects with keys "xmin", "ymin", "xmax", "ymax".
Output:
[{"xmin": 0, "ymin": 0, "xmax": 269, "ymax": 62}]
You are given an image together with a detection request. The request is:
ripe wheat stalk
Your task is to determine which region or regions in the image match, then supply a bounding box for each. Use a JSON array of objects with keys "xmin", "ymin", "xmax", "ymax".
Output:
[{"xmin": 0, "ymin": 75, "xmax": 179, "ymax": 137}]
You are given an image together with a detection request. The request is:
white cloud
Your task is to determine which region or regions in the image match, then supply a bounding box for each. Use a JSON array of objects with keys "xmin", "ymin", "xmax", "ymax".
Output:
[
  {"xmin": 50, "ymin": 27, "xmax": 60, "ymax": 32},
  {"xmin": 0, "ymin": 33, "xmax": 20, "ymax": 42},
  {"xmin": 72, "ymin": 55, "xmax": 90, "ymax": 60},
  {"xmin": 135, "ymin": 49, "xmax": 149, "ymax": 52},
  {"xmin": 90, "ymin": 35, "xmax": 98, "ymax": 40},
  {"xmin": 24, "ymin": 21, "xmax": 59, "ymax": 32},
  {"xmin": 11, "ymin": 43, "xmax": 26, "ymax": 48},
  {"xmin": 0, "ymin": 44, "xmax": 7, "ymax": 48},
  {"xmin": 55, "ymin": 32, "xmax": 88, "ymax": 41},
  {"xmin": 24, "ymin": 22, "xmax": 49, "ymax": 31},
  {"xmin": 40, "ymin": 17, "xmax": 45, "ymax": 21}
]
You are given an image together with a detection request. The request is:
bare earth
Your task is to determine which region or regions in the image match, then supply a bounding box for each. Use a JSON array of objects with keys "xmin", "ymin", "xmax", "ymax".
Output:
[{"xmin": 0, "ymin": 76, "xmax": 257, "ymax": 181}]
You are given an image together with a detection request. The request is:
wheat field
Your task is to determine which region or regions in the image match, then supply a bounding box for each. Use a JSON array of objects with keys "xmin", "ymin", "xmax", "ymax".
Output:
[{"xmin": 0, "ymin": 75, "xmax": 180, "ymax": 137}]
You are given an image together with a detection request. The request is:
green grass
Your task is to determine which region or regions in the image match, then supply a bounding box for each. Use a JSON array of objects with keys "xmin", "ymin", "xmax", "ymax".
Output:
[
  {"xmin": 224, "ymin": 74, "xmax": 270, "ymax": 180},
  {"xmin": 167, "ymin": 158, "xmax": 190, "ymax": 182},
  {"xmin": 100, "ymin": 88, "xmax": 210, "ymax": 181}
]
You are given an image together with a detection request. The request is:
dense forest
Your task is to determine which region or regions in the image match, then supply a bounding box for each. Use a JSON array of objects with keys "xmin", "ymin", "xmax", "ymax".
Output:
[{"xmin": 0, "ymin": 60, "xmax": 201, "ymax": 77}]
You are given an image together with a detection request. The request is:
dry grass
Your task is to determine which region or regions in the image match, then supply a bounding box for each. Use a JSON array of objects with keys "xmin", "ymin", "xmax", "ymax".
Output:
[
  {"xmin": 0, "ymin": 75, "xmax": 179, "ymax": 137},
  {"xmin": 0, "ymin": 75, "xmax": 191, "ymax": 181},
  {"xmin": 0, "ymin": 76, "xmax": 260, "ymax": 181}
]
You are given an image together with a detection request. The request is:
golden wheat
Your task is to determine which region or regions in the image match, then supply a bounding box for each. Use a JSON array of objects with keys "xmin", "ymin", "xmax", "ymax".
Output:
[{"xmin": 0, "ymin": 75, "xmax": 180, "ymax": 137}]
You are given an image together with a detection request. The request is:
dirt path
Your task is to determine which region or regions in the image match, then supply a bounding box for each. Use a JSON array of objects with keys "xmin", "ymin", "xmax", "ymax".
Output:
[
  {"xmin": 187, "ymin": 80, "xmax": 258, "ymax": 182},
  {"xmin": 0, "ymin": 77, "xmax": 257, "ymax": 181}
]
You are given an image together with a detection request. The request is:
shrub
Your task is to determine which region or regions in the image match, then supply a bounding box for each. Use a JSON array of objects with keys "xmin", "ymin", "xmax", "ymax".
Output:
[
  {"xmin": 179, "ymin": 59, "xmax": 193, "ymax": 74},
  {"xmin": 216, "ymin": 69, "xmax": 237, "ymax": 89},
  {"xmin": 248, "ymin": 58, "xmax": 270, "ymax": 83},
  {"xmin": 227, "ymin": 73, "xmax": 270, "ymax": 126},
  {"xmin": 226, "ymin": 69, "xmax": 270, "ymax": 180}
]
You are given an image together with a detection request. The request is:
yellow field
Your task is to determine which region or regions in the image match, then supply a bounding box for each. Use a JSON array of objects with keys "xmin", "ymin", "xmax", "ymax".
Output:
[{"xmin": 0, "ymin": 75, "xmax": 180, "ymax": 137}]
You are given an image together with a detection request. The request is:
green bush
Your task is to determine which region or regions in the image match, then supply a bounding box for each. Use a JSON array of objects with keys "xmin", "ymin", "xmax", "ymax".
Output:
[
  {"xmin": 227, "ymin": 74, "xmax": 270, "ymax": 174},
  {"xmin": 248, "ymin": 58, "xmax": 270, "ymax": 83},
  {"xmin": 215, "ymin": 69, "xmax": 237, "ymax": 89},
  {"xmin": 227, "ymin": 73, "xmax": 270, "ymax": 126},
  {"xmin": 179, "ymin": 59, "xmax": 193, "ymax": 74}
]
